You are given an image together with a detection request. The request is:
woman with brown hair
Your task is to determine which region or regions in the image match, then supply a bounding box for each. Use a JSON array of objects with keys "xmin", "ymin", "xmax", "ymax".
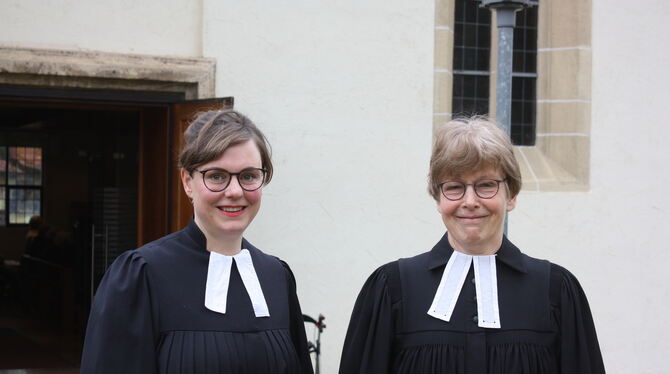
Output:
[{"xmin": 82, "ymin": 110, "xmax": 313, "ymax": 374}]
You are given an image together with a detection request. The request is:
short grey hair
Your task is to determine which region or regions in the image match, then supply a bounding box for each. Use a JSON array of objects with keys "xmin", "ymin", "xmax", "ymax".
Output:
[{"xmin": 428, "ymin": 116, "xmax": 521, "ymax": 200}]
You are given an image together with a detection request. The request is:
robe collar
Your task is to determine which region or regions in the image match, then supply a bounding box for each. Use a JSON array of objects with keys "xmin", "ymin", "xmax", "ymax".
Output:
[
  {"xmin": 184, "ymin": 218, "xmax": 253, "ymax": 255},
  {"xmin": 184, "ymin": 219, "xmax": 270, "ymax": 317},
  {"xmin": 426, "ymin": 232, "xmax": 527, "ymax": 274},
  {"xmin": 205, "ymin": 248, "xmax": 270, "ymax": 317}
]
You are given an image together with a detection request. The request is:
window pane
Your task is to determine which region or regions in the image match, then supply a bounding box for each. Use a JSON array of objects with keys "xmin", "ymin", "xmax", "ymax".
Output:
[
  {"xmin": 0, "ymin": 186, "xmax": 5, "ymax": 226},
  {"xmin": 464, "ymin": 48, "xmax": 477, "ymax": 69},
  {"xmin": 511, "ymin": 76, "xmax": 537, "ymax": 145},
  {"xmin": 454, "ymin": 0, "xmax": 491, "ymax": 70},
  {"xmin": 464, "ymin": 75, "xmax": 476, "ymax": 97},
  {"xmin": 453, "ymin": 75, "xmax": 490, "ymax": 116},
  {"xmin": 464, "ymin": 24, "xmax": 477, "ymax": 46},
  {"xmin": 8, "ymin": 147, "xmax": 43, "ymax": 186},
  {"xmin": 477, "ymin": 76, "xmax": 489, "ymax": 96},
  {"xmin": 0, "ymin": 146, "xmax": 6, "ymax": 185},
  {"xmin": 9, "ymin": 188, "xmax": 40, "ymax": 224},
  {"xmin": 478, "ymin": 25, "xmax": 490, "ymax": 48},
  {"xmin": 453, "ymin": 75, "xmax": 464, "ymax": 97},
  {"xmin": 453, "ymin": 0, "xmax": 491, "ymax": 118},
  {"xmin": 454, "ymin": 23, "xmax": 464, "ymax": 45},
  {"xmin": 512, "ymin": 77, "xmax": 524, "ymax": 100},
  {"xmin": 476, "ymin": 49, "xmax": 489, "ymax": 71},
  {"xmin": 513, "ymin": 7, "xmax": 538, "ymax": 74},
  {"xmin": 453, "ymin": 48, "xmax": 464, "ymax": 71},
  {"xmin": 513, "ymin": 52, "xmax": 524, "ymax": 74},
  {"xmin": 464, "ymin": 1, "xmax": 477, "ymax": 23},
  {"xmin": 511, "ymin": 6, "xmax": 538, "ymax": 145},
  {"xmin": 474, "ymin": 98, "xmax": 489, "ymax": 114}
]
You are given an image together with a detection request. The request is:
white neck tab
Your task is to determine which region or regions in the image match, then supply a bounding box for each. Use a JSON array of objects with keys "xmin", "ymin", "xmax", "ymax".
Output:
[
  {"xmin": 427, "ymin": 251, "xmax": 501, "ymax": 328},
  {"xmin": 204, "ymin": 249, "xmax": 270, "ymax": 318}
]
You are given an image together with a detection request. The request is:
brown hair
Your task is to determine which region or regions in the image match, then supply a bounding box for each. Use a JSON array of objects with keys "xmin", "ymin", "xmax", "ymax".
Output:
[
  {"xmin": 178, "ymin": 110, "xmax": 273, "ymax": 184},
  {"xmin": 428, "ymin": 116, "xmax": 521, "ymax": 200}
]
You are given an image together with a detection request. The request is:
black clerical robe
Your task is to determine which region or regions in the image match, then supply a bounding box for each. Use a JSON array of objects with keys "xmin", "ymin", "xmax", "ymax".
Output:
[
  {"xmin": 340, "ymin": 233, "xmax": 605, "ymax": 374},
  {"xmin": 81, "ymin": 220, "xmax": 313, "ymax": 374}
]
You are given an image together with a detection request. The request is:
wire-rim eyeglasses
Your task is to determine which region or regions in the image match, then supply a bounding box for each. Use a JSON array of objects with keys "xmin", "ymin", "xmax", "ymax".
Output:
[
  {"xmin": 192, "ymin": 167, "xmax": 267, "ymax": 192},
  {"xmin": 438, "ymin": 178, "xmax": 507, "ymax": 201}
]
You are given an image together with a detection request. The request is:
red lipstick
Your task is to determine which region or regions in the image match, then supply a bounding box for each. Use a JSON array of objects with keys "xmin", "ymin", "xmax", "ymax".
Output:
[{"xmin": 218, "ymin": 206, "xmax": 246, "ymax": 217}]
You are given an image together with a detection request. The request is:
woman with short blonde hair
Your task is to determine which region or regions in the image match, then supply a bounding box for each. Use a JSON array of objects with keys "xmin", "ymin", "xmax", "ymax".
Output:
[{"xmin": 340, "ymin": 117, "xmax": 605, "ymax": 374}]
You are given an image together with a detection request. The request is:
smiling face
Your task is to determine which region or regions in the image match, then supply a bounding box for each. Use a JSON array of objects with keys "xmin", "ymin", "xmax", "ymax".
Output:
[
  {"xmin": 436, "ymin": 167, "xmax": 517, "ymax": 255},
  {"xmin": 181, "ymin": 140, "xmax": 263, "ymax": 251}
]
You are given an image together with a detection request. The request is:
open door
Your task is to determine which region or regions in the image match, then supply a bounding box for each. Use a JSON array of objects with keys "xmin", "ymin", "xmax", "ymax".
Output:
[
  {"xmin": 0, "ymin": 93, "xmax": 232, "ymax": 370},
  {"xmin": 137, "ymin": 106, "xmax": 170, "ymax": 245},
  {"xmin": 169, "ymin": 98, "xmax": 234, "ymax": 233}
]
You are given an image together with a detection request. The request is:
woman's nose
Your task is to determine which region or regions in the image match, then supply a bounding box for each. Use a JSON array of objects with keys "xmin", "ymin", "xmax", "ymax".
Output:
[
  {"xmin": 461, "ymin": 185, "xmax": 479, "ymax": 206},
  {"xmin": 223, "ymin": 176, "xmax": 244, "ymax": 197}
]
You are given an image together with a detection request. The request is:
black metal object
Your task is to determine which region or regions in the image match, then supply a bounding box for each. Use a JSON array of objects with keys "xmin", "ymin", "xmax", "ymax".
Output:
[{"xmin": 303, "ymin": 313, "xmax": 326, "ymax": 374}]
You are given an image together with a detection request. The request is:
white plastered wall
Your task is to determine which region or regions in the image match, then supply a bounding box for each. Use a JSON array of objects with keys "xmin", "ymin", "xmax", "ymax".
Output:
[
  {"xmin": 2, "ymin": 0, "xmax": 669, "ymax": 372},
  {"xmin": 0, "ymin": 0, "xmax": 202, "ymax": 56},
  {"xmin": 510, "ymin": 0, "xmax": 670, "ymax": 372},
  {"xmin": 202, "ymin": 1, "xmax": 438, "ymax": 372}
]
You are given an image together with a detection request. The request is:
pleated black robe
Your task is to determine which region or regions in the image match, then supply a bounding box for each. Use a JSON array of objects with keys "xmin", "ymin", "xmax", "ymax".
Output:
[
  {"xmin": 81, "ymin": 220, "xmax": 313, "ymax": 374},
  {"xmin": 339, "ymin": 233, "xmax": 605, "ymax": 374}
]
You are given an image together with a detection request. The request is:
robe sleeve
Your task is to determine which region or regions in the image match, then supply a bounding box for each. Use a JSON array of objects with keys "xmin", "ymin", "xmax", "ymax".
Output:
[
  {"xmin": 280, "ymin": 260, "xmax": 315, "ymax": 374},
  {"xmin": 552, "ymin": 264, "xmax": 606, "ymax": 374},
  {"xmin": 80, "ymin": 250, "xmax": 159, "ymax": 374},
  {"xmin": 339, "ymin": 263, "xmax": 398, "ymax": 374}
]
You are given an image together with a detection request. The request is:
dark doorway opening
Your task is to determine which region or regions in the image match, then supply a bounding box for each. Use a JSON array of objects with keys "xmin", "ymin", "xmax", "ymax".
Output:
[
  {"xmin": 0, "ymin": 89, "xmax": 231, "ymax": 372},
  {"xmin": 0, "ymin": 103, "xmax": 142, "ymax": 370}
]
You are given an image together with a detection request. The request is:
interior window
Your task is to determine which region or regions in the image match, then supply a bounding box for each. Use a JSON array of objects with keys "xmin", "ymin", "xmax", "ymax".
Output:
[{"xmin": 1, "ymin": 146, "xmax": 43, "ymax": 225}]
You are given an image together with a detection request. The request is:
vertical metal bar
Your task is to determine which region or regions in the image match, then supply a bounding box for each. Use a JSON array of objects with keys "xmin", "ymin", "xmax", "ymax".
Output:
[
  {"xmin": 481, "ymin": 1, "xmax": 536, "ymax": 236},
  {"xmin": 90, "ymin": 224, "xmax": 95, "ymax": 301},
  {"xmin": 494, "ymin": 8, "xmax": 520, "ymax": 236},
  {"xmin": 104, "ymin": 224, "xmax": 109, "ymax": 271},
  {"xmin": 494, "ymin": 8, "xmax": 518, "ymax": 136}
]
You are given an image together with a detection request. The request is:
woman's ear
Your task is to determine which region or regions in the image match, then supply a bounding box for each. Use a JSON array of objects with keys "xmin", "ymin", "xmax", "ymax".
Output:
[
  {"xmin": 506, "ymin": 195, "xmax": 517, "ymax": 212},
  {"xmin": 180, "ymin": 169, "xmax": 194, "ymax": 199}
]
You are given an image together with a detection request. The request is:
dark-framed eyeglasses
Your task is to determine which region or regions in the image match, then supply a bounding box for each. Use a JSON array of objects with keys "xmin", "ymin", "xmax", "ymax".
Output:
[
  {"xmin": 193, "ymin": 167, "xmax": 267, "ymax": 192},
  {"xmin": 438, "ymin": 178, "xmax": 507, "ymax": 201}
]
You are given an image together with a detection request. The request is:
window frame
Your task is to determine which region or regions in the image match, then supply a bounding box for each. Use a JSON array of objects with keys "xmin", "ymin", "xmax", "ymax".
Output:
[
  {"xmin": 451, "ymin": 0, "xmax": 539, "ymax": 146},
  {"xmin": 452, "ymin": 0, "xmax": 492, "ymax": 118},
  {"xmin": 510, "ymin": 4, "xmax": 539, "ymax": 145},
  {"xmin": 0, "ymin": 145, "xmax": 44, "ymax": 227}
]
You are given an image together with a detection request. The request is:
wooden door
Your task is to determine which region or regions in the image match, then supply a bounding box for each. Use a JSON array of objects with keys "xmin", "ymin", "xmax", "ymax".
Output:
[
  {"xmin": 169, "ymin": 98, "xmax": 234, "ymax": 232},
  {"xmin": 138, "ymin": 106, "xmax": 170, "ymax": 245}
]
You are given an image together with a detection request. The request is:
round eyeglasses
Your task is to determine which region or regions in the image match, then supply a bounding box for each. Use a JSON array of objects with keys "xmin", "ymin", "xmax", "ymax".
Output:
[
  {"xmin": 193, "ymin": 167, "xmax": 267, "ymax": 192},
  {"xmin": 438, "ymin": 178, "xmax": 506, "ymax": 201}
]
